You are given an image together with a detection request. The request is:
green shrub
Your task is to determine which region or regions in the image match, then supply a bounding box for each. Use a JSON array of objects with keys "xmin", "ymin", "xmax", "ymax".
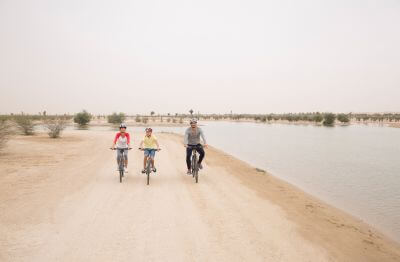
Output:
[
  {"xmin": 45, "ymin": 118, "xmax": 67, "ymax": 138},
  {"xmin": 0, "ymin": 120, "xmax": 12, "ymax": 149},
  {"xmin": 108, "ymin": 112, "xmax": 126, "ymax": 124},
  {"xmin": 313, "ymin": 114, "xmax": 323, "ymax": 123},
  {"xmin": 323, "ymin": 113, "xmax": 336, "ymax": 126},
  {"xmin": 14, "ymin": 115, "xmax": 36, "ymax": 135},
  {"xmin": 337, "ymin": 114, "xmax": 350, "ymax": 123},
  {"xmin": 74, "ymin": 110, "xmax": 91, "ymax": 126}
]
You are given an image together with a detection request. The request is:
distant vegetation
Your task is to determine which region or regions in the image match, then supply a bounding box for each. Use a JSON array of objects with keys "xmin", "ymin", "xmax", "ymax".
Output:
[
  {"xmin": 323, "ymin": 113, "xmax": 336, "ymax": 126},
  {"xmin": 337, "ymin": 113, "xmax": 350, "ymax": 123},
  {"xmin": 107, "ymin": 112, "xmax": 126, "ymax": 124},
  {"xmin": 44, "ymin": 118, "xmax": 67, "ymax": 138},
  {"xmin": 0, "ymin": 118, "xmax": 12, "ymax": 149},
  {"xmin": 14, "ymin": 115, "xmax": 36, "ymax": 135},
  {"xmin": 74, "ymin": 110, "xmax": 91, "ymax": 126}
]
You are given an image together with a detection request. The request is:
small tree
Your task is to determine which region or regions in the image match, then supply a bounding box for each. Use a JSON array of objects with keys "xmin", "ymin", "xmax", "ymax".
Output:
[
  {"xmin": 151, "ymin": 111, "xmax": 155, "ymax": 117},
  {"xmin": 313, "ymin": 113, "xmax": 323, "ymax": 123},
  {"xmin": 337, "ymin": 114, "xmax": 350, "ymax": 124},
  {"xmin": 323, "ymin": 113, "xmax": 336, "ymax": 126},
  {"xmin": 189, "ymin": 109, "xmax": 194, "ymax": 116},
  {"xmin": 108, "ymin": 112, "xmax": 126, "ymax": 124},
  {"xmin": 172, "ymin": 118, "xmax": 177, "ymax": 123},
  {"xmin": 14, "ymin": 115, "xmax": 36, "ymax": 135},
  {"xmin": 135, "ymin": 115, "xmax": 142, "ymax": 123},
  {"xmin": 74, "ymin": 110, "xmax": 91, "ymax": 126},
  {"xmin": 179, "ymin": 117, "xmax": 183, "ymax": 124},
  {"xmin": 142, "ymin": 117, "xmax": 149, "ymax": 124},
  {"xmin": 44, "ymin": 118, "xmax": 67, "ymax": 138}
]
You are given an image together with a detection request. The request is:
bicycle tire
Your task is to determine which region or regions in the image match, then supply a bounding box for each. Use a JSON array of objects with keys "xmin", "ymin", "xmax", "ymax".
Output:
[
  {"xmin": 146, "ymin": 160, "xmax": 151, "ymax": 185},
  {"xmin": 117, "ymin": 154, "xmax": 124, "ymax": 183},
  {"xmin": 192, "ymin": 154, "xmax": 197, "ymax": 178}
]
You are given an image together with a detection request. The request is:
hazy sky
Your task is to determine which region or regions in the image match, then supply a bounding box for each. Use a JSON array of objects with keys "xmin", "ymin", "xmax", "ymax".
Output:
[{"xmin": 1, "ymin": 0, "xmax": 399, "ymax": 115}]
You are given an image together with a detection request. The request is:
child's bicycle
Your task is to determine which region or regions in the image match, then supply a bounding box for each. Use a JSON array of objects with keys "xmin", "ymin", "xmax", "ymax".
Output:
[{"xmin": 138, "ymin": 148, "xmax": 161, "ymax": 185}]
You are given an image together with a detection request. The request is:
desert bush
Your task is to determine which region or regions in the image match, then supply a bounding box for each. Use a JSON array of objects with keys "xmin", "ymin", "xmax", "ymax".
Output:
[
  {"xmin": 172, "ymin": 118, "xmax": 177, "ymax": 123},
  {"xmin": 142, "ymin": 117, "xmax": 148, "ymax": 124},
  {"xmin": 166, "ymin": 118, "xmax": 171, "ymax": 123},
  {"xmin": 312, "ymin": 113, "xmax": 323, "ymax": 123},
  {"xmin": 179, "ymin": 117, "xmax": 183, "ymax": 124},
  {"xmin": 108, "ymin": 112, "xmax": 126, "ymax": 124},
  {"xmin": 14, "ymin": 115, "xmax": 36, "ymax": 135},
  {"xmin": 44, "ymin": 118, "xmax": 67, "ymax": 138},
  {"xmin": 337, "ymin": 114, "xmax": 350, "ymax": 123},
  {"xmin": 135, "ymin": 116, "xmax": 142, "ymax": 123},
  {"xmin": 323, "ymin": 113, "xmax": 336, "ymax": 126},
  {"xmin": 0, "ymin": 120, "xmax": 12, "ymax": 149},
  {"xmin": 74, "ymin": 110, "xmax": 91, "ymax": 126}
]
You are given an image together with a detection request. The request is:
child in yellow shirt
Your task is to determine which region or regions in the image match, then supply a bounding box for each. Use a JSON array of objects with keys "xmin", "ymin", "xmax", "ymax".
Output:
[{"xmin": 139, "ymin": 128, "xmax": 160, "ymax": 173}]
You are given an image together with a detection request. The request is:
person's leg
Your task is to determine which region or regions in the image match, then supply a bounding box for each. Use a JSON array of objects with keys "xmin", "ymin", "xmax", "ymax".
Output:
[
  {"xmin": 116, "ymin": 150, "xmax": 122, "ymax": 168},
  {"xmin": 124, "ymin": 149, "xmax": 128, "ymax": 168},
  {"xmin": 197, "ymin": 145, "xmax": 205, "ymax": 164},
  {"xmin": 143, "ymin": 155, "xmax": 147, "ymax": 169},
  {"xmin": 151, "ymin": 150, "xmax": 155, "ymax": 168},
  {"xmin": 186, "ymin": 147, "xmax": 192, "ymax": 170}
]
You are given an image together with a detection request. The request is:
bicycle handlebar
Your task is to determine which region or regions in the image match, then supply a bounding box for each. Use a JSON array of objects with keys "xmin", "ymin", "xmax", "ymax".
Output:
[
  {"xmin": 138, "ymin": 148, "xmax": 161, "ymax": 151},
  {"xmin": 110, "ymin": 148, "xmax": 132, "ymax": 150}
]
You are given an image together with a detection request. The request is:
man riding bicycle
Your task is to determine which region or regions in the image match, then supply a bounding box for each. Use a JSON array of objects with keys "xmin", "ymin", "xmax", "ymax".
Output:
[
  {"xmin": 111, "ymin": 123, "xmax": 131, "ymax": 172},
  {"xmin": 184, "ymin": 119, "xmax": 207, "ymax": 175},
  {"xmin": 139, "ymin": 128, "xmax": 160, "ymax": 174}
]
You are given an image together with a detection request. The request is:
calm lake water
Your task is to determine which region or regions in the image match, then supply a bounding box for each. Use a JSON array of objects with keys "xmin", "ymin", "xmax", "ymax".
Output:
[{"xmin": 149, "ymin": 121, "xmax": 400, "ymax": 242}]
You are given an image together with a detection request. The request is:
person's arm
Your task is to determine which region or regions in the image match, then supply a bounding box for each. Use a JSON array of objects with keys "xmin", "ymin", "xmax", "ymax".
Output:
[
  {"xmin": 200, "ymin": 129, "xmax": 207, "ymax": 147},
  {"xmin": 126, "ymin": 133, "xmax": 131, "ymax": 148},
  {"xmin": 112, "ymin": 133, "xmax": 120, "ymax": 149},
  {"xmin": 183, "ymin": 129, "xmax": 189, "ymax": 147},
  {"xmin": 139, "ymin": 139, "xmax": 144, "ymax": 149}
]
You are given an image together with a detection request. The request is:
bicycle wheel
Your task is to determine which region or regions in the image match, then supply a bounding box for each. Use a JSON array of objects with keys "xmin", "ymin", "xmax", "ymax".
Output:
[
  {"xmin": 146, "ymin": 160, "xmax": 151, "ymax": 185},
  {"xmin": 192, "ymin": 154, "xmax": 197, "ymax": 178},
  {"xmin": 118, "ymin": 154, "xmax": 124, "ymax": 183}
]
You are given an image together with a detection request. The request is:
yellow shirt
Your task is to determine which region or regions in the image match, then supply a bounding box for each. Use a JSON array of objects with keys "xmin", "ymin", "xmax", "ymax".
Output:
[{"xmin": 143, "ymin": 135, "xmax": 158, "ymax": 149}]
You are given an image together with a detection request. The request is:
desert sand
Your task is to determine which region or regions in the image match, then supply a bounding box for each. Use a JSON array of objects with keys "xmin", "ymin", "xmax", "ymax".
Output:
[{"xmin": 0, "ymin": 129, "xmax": 399, "ymax": 261}]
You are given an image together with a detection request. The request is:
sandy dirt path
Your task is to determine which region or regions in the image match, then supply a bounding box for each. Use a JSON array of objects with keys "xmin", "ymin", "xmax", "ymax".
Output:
[{"xmin": 1, "ymin": 130, "xmax": 399, "ymax": 261}]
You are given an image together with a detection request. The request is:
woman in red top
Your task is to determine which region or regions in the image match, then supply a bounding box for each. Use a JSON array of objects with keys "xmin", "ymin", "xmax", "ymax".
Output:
[{"xmin": 111, "ymin": 123, "xmax": 131, "ymax": 172}]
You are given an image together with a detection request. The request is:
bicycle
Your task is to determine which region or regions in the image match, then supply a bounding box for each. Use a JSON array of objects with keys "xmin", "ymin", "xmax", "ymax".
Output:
[
  {"xmin": 139, "ymin": 148, "xmax": 161, "ymax": 185},
  {"xmin": 188, "ymin": 145, "xmax": 202, "ymax": 183},
  {"xmin": 110, "ymin": 147, "xmax": 131, "ymax": 183}
]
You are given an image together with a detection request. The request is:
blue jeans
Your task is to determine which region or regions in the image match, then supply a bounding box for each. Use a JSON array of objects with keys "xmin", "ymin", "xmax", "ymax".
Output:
[{"xmin": 144, "ymin": 149, "xmax": 156, "ymax": 158}]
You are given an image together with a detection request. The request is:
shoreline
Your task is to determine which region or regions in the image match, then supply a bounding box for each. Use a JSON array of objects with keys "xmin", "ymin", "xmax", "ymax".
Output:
[{"xmin": 0, "ymin": 130, "xmax": 399, "ymax": 261}]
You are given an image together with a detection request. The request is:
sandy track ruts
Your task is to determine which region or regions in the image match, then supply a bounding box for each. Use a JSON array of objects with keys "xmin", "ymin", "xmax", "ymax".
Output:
[{"xmin": 0, "ymin": 130, "xmax": 399, "ymax": 262}]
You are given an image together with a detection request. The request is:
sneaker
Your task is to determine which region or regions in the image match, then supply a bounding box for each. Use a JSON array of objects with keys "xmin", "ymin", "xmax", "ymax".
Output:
[
  {"xmin": 198, "ymin": 162, "xmax": 203, "ymax": 169},
  {"xmin": 141, "ymin": 169, "xmax": 146, "ymax": 174},
  {"xmin": 187, "ymin": 170, "xmax": 192, "ymax": 175},
  {"xmin": 124, "ymin": 168, "xmax": 129, "ymax": 173}
]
